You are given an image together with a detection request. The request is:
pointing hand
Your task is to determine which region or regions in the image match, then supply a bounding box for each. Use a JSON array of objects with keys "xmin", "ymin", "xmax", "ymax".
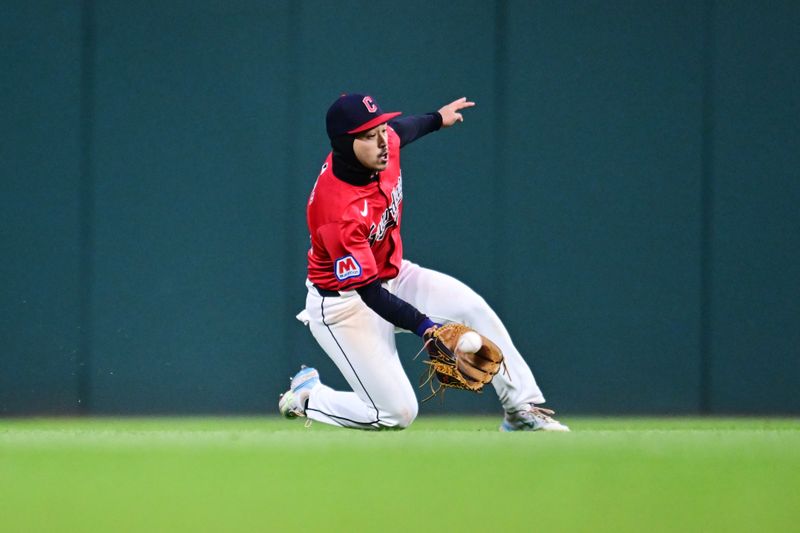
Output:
[{"xmin": 438, "ymin": 97, "xmax": 476, "ymax": 128}]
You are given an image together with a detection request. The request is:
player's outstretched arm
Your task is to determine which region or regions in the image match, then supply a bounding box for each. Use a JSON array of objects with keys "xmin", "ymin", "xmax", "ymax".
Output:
[{"xmin": 438, "ymin": 97, "xmax": 476, "ymax": 128}]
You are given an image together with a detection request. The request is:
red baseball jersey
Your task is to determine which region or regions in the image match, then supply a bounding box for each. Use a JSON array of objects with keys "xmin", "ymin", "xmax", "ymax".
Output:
[{"xmin": 306, "ymin": 127, "xmax": 404, "ymax": 291}]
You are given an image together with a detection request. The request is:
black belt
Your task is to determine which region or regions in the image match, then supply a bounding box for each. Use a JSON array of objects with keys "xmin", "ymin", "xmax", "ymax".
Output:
[{"xmin": 314, "ymin": 284, "xmax": 340, "ymax": 297}]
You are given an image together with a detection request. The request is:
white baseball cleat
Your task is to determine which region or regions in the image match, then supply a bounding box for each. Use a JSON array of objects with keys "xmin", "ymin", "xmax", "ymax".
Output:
[
  {"xmin": 499, "ymin": 405, "xmax": 570, "ymax": 432},
  {"xmin": 278, "ymin": 365, "xmax": 321, "ymax": 419}
]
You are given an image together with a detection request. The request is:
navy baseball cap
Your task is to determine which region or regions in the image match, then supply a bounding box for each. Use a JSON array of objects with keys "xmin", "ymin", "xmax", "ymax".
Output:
[{"xmin": 326, "ymin": 93, "xmax": 401, "ymax": 139}]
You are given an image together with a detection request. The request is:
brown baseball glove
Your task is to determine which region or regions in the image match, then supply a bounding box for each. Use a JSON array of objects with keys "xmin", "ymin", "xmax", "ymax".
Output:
[{"xmin": 419, "ymin": 323, "xmax": 505, "ymax": 400}]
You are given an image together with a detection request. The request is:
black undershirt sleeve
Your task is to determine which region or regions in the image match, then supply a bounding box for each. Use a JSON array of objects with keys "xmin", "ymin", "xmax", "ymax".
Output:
[
  {"xmin": 389, "ymin": 113, "xmax": 443, "ymax": 147},
  {"xmin": 355, "ymin": 279, "xmax": 432, "ymax": 336}
]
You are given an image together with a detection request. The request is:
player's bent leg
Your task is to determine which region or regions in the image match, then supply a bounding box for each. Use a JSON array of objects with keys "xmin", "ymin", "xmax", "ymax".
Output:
[
  {"xmin": 306, "ymin": 385, "xmax": 417, "ymax": 429},
  {"xmin": 300, "ymin": 286, "xmax": 419, "ymax": 430},
  {"xmin": 392, "ymin": 260, "xmax": 546, "ymax": 412}
]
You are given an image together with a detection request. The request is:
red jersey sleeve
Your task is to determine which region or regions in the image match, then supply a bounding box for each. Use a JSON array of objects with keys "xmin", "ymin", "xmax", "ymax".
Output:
[{"xmin": 316, "ymin": 218, "xmax": 379, "ymax": 290}]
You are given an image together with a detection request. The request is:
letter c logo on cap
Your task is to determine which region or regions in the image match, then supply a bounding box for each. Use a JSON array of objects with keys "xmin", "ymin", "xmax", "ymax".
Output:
[{"xmin": 362, "ymin": 96, "xmax": 377, "ymax": 113}]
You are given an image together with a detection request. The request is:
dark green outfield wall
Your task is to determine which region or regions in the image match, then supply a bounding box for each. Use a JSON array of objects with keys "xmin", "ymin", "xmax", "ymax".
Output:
[
  {"xmin": 1, "ymin": 2, "xmax": 82, "ymax": 413},
  {"xmin": 2, "ymin": 1, "xmax": 798, "ymax": 415}
]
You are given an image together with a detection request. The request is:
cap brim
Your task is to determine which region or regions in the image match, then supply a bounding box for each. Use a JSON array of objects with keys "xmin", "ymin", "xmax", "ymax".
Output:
[{"xmin": 347, "ymin": 112, "xmax": 402, "ymax": 134}]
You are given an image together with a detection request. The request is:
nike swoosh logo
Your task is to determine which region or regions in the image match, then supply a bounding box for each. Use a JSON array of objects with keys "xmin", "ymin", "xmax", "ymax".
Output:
[{"xmin": 360, "ymin": 200, "xmax": 368, "ymax": 217}]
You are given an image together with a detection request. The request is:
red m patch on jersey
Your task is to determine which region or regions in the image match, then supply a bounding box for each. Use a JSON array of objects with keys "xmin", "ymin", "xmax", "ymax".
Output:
[{"xmin": 334, "ymin": 255, "xmax": 362, "ymax": 281}]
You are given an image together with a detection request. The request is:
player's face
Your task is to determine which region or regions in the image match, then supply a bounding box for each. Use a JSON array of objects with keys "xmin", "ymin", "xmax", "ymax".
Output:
[{"xmin": 353, "ymin": 123, "xmax": 389, "ymax": 171}]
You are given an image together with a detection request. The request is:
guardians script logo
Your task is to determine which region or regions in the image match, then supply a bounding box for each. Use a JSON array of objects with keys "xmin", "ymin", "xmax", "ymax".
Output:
[{"xmin": 368, "ymin": 174, "xmax": 402, "ymax": 245}]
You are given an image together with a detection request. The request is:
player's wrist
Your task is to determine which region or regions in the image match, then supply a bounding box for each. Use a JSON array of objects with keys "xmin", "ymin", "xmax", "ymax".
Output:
[
  {"xmin": 415, "ymin": 317, "xmax": 439, "ymax": 338},
  {"xmin": 432, "ymin": 111, "xmax": 443, "ymax": 130}
]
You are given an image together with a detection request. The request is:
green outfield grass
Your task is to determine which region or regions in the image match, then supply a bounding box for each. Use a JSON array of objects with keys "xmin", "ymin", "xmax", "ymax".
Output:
[{"xmin": 1, "ymin": 417, "xmax": 798, "ymax": 532}]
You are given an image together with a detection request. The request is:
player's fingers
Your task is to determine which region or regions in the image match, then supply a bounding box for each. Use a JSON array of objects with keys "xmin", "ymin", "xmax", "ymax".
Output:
[
  {"xmin": 455, "ymin": 113, "xmax": 463, "ymax": 122},
  {"xmin": 458, "ymin": 101, "xmax": 476, "ymax": 110}
]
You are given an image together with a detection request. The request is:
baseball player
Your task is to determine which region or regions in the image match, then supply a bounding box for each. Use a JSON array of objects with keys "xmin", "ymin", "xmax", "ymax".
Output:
[{"xmin": 279, "ymin": 94, "xmax": 568, "ymax": 432}]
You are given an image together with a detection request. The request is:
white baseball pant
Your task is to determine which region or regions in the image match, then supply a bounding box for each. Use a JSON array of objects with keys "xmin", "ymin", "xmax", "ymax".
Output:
[{"xmin": 296, "ymin": 259, "xmax": 545, "ymax": 429}]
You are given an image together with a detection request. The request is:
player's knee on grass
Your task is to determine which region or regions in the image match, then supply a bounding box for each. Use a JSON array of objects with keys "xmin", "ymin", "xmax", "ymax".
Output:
[{"xmin": 378, "ymin": 398, "xmax": 418, "ymax": 429}]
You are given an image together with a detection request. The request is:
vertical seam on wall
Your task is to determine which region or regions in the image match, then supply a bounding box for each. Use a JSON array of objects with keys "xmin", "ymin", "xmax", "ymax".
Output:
[
  {"xmin": 493, "ymin": 0, "xmax": 508, "ymax": 309},
  {"xmin": 284, "ymin": 0, "xmax": 301, "ymax": 370},
  {"xmin": 699, "ymin": 0, "xmax": 716, "ymax": 414},
  {"xmin": 78, "ymin": 0, "xmax": 95, "ymax": 414}
]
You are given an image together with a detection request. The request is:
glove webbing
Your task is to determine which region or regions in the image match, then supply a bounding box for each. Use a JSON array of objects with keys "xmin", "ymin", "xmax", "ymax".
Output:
[{"xmin": 415, "ymin": 335, "xmax": 508, "ymax": 402}]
